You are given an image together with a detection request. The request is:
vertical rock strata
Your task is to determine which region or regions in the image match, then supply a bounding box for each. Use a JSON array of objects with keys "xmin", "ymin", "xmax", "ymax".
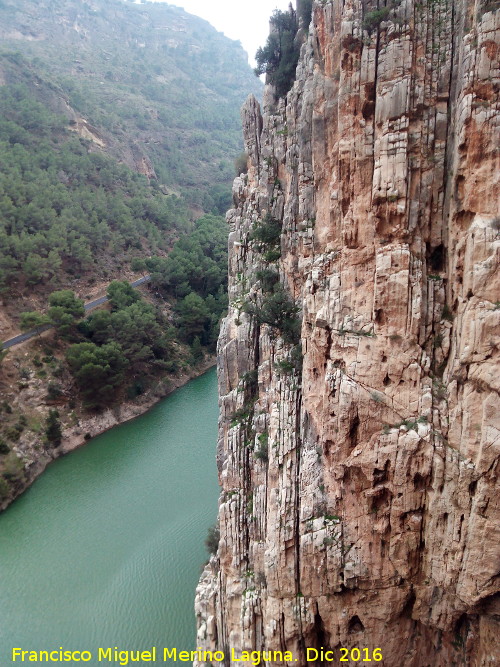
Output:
[{"xmin": 196, "ymin": 1, "xmax": 499, "ymax": 664}]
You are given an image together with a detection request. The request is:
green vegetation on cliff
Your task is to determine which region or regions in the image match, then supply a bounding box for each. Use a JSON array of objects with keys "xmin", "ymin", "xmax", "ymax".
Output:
[{"xmin": 255, "ymin": 5, "xmax": 308, "ymax": 98}]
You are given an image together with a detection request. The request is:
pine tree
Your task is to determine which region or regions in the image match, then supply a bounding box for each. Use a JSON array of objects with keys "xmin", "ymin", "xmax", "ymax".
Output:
[{"xmin": 45, "ymin": 409, "xmax": 62, "ymax": 447}]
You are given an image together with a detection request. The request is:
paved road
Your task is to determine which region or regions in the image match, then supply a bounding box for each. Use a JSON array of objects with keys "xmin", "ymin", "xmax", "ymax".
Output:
[{"xmin": 2, "ymin": 275, "xmax": 151, "ymax": 350}]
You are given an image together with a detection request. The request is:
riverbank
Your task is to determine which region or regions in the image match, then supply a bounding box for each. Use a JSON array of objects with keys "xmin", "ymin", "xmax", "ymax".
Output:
[{"xmin": 0, "ymin": 355, "xmax": 215, "ymax": 513}]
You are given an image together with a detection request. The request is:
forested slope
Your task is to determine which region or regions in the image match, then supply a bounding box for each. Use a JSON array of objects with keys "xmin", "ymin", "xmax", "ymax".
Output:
[
  {"xmin": 0, "ymin": 0, "xmax": 261, "ymax": 207},
  {"xmin": 0, "ymin": 85, "xmax": 189, "ymax": 293}
]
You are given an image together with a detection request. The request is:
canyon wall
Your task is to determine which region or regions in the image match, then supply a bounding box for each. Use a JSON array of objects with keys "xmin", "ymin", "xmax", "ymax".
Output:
[{"xmin": 196, "ymin": 1, "xmax": 500, "ymax": 664}]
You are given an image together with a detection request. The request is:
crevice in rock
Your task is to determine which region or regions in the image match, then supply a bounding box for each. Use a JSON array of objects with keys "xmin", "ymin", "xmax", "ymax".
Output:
[
  {"xmin": 399, "ymin": 589, "xmax": 416, "ymax": 619},
  {"xmin": 313, "ymin": 611, "xmax": 328, "ymax": 662},
  {"xmin": 348, "ymin": 413, "xmax": 360, "ymax": 449},
  {"xmin": 374, "ymin": 460, "xmax": 391, "ymax": 484},
  {"xmin": 427, "ymin": 243, "xmax": 446, "ymax": 272}
]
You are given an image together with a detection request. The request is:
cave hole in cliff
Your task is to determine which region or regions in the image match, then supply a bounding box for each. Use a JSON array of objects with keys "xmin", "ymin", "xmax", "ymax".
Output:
[
  {"xmin": 469, "ymin": 480, "xmax": 477, "ymax": 497},
  {"xmin": 324, "ymin": 439, "xmax": 333, "ymax": 457},
  {"xmin": 383, "ymin": 373, "xmax": 391, "ymax": 386},
  {"xmin": 348, "ymin": 414, "xmax": 360, "ymax": 449},
  {"xmin": 453, "ymin": 613, "xmax": 469, "ymax": 646},
  {"xmin": 380, "ymin": 538, "xmax": 386, "ymax": 557},
  {"xmin": 399, "ymin": 590, "xmax": 416, "ymax": 619},
  {"xmin": 427, "ymin": 243, "xmax": 446, "ymax": 272},
  {"xmin": 347, "ymin": 615, "xmax": 365, "ymax": 634},
  {"xmin": 413, "ymin": 472, "xmax": 427, "ymax": 491},
  {"xmin": 374, "ymin": 460, "xmax": 390, "ymax": 484},
  {"xmin": 313, "ymin": 612, "xmax": 327, "ymax": 650},
  {"xmin": 375, "ymin": 308, "xmax": 386, "ymax": 325},
  {"xmin": 458, "ymin": 514, "xmax": 465, "ymax": 541}
]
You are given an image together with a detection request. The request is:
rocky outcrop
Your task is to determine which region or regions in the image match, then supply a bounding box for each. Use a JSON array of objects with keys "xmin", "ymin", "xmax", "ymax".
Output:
[{"xmin": 195, "ymin": 1, "xmax": 500, "ymax": 665}]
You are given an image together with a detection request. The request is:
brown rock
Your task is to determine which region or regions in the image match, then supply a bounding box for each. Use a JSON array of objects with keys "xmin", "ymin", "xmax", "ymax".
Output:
[{"xmin": 196, "ymin": 1, "xmax": 500, "ymax": 665}]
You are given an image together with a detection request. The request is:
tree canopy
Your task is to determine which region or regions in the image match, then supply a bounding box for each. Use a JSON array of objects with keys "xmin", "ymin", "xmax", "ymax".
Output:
[
  {"xmin": 20, "ymin": 311, "xmax": 51, "ymax": 332},
  {"xmin": 254, "ymin": 7, "xmax": 301, "ymax": 98},
  {"xmin": 66, "ymin": 341, "xmax": 128, "ymax": 409},
  {"xmin": 107, "ymin": 280, "xmax": 141, "ymax": 312}
]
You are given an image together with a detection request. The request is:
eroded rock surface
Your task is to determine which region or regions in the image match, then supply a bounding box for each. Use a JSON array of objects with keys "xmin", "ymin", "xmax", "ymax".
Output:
[{"xmin": 196, "ymin": 1, "xmax": 499, "ymax": 665}]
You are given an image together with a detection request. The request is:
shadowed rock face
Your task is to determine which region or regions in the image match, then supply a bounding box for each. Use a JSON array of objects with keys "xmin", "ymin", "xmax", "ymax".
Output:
[{"xmin": 195, "ymin": 1, "xmax": 500, "ymax": 665}]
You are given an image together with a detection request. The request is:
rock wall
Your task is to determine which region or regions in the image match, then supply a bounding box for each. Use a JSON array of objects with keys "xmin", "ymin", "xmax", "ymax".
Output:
[{"xmin": 195, "ymin": 1, "xmax": 500, "ymax": 665}]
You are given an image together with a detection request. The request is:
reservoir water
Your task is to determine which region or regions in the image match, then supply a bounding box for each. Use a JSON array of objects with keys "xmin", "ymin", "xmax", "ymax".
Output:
[{"xmin": 0, "ymin": 368, "xmax": 219, "ymax": 665}]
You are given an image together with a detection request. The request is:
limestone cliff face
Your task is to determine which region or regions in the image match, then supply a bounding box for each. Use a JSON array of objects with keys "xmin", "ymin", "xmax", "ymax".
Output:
[{"xmin": 195, "ymin": 1, "xmax": 500, "ymax": 664}]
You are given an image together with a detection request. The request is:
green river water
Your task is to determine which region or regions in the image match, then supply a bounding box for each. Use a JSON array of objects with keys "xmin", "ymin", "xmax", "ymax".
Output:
[{"xmin": 0, "ymin": 368, "xmax": 219, "ymax": 665}]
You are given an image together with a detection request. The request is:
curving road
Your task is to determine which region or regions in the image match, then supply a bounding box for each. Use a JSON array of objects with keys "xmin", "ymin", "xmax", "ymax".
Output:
[{"xmin": 2, "ymin": 275, "xmax": 151, "ymax": 350}]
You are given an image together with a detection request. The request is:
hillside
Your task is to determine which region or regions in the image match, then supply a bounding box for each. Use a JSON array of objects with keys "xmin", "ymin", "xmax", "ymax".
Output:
[
  {"xmin": 0, "ymin": 0, "xmax": 261, "ymax": 316},
  {"xmin": 0, "ymin": 0, "xmax": 261, "ymax": 208},
  {"xmin": 0, "ymin": 0, "xmax": 260, "ymax": 509}
]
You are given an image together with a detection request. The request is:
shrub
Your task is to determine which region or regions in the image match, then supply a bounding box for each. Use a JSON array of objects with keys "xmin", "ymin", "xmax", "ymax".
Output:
[
  {"xmin": 263, "ymin": 248, "xmax": 282, "ymax": 263},
  {"xmin": 0, "ymin": 439, "xmax": 10, "ymax": 455},
  {"xmin": 2, "ymin": 452, "xmax": 24, "ymax": 481},
  {"xmin": 363, "ymin": 7, "xmax": 391, "ymax": 31},
  {"xmin": 250, "ymin": 214, "xmax": 282, "ymax": 252},
  {"xmin": 45, "ymin": 409, "xmax": 62, "ymax": 447},
  {"xmin": 337, "ymin": 327, "xmax": 375, "ymax": 337},
  {"xmin": 107, "ymin": 280, "xmax": 140, "ymax": 311},
  {"xmin": 256, "ymin": 268, "xmax": 279, "ymax": 293},
  {"xmin": 256, "ymin": 287, "xmax": 301, "ymax": 344},
  {"xmin": 5, "ymin": 422, "xmax": 24, "ymax": 441},
  {"xmin": 275, "ymin": 344, "xmax": 303, "ymax": 375},
  {"xmin": 370, "ymin": 391, "xmax": 385, "ymax": 404},
  {"xmin": 298, "ymin": 0, "xmax": 314, "ymax": 28},
  {"xmin": 0, "ymin": 476, "xmax": 10, "ymax": 501},
  {"xmin": 255, "ymin": 432, "xmax": 269, "ymax": 462},
  {"xmin": 441, "ymin": 304, "xmax": 454, "ymax": 322},
  {"xmin": 126, "ymin": 380, "xmax": 146, "ymax": 399},
  {"xmin": 66, "ymin": 341, "xmax": 128, "ymax": 409},
  {"xmin": 48, "ymin": 290, "xmax": 85, "ymax": 336},
  {"xmin": 234, "ymin": 152, "xmax": 249, "ymax": 175},
  {"xmin": 205, "ymin": 525, "xmax": 220, "ymax": 555},
  {"xmin": 230, "ymin": 404, "xmax": 254, "ymax": 427},
  {"xmin": 239, "ymin": 369, "xmax": 259, "ymax": 395},
  {"xmin": 433, "ymin": 334, "xmax": 443, "ymax": 348},
  {"xmin": 46, "ymin": 382, "xmax": 63, "ymax": 401},
  {"xmin": 20, "ymin": 312, "xmax": 51, "ymax": 333}
]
